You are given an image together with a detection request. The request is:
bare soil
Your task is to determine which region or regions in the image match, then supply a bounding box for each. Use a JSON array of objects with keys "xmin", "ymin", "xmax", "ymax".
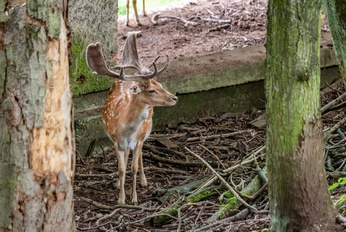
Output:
[{"xmin": 116, "ymin": 0, "xmax": 329, "ymax": 66}]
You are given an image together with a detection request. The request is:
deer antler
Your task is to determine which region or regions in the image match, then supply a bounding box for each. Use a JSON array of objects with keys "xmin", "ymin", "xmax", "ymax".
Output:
[
  {"xmin": 86, "ymin": 33, "xmax": 170, "ymax": 82},
  {"xmin": 151, "ymin": 55, "xmax": 170, "ymax": 77},
  {"xmin": 86, "ymin": 42, "xmax": 122, "ymax": 78}
]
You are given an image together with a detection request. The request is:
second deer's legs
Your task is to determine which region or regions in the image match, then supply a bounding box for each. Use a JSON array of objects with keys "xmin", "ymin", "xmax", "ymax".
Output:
[
  {"xmin": 142, "ymin": 0, "xmax": 146, "ymax": 16},
  {"xmin": 126, "ymin": 0, "xmax": 130, "ymax": 26},
  {"xmin": 132, "ymin": 0, "xmax": 141, "ymax": 26}
]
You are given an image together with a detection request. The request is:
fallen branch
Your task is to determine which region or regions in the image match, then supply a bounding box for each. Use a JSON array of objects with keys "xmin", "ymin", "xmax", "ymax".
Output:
[
  {"xmin": 184, "ymin": 147, "xmax": 257, "ymax": 212},
  {"xmin": 336, "ymin": 214, "xmax": 346, "ymax": 227},
  {"xmin": 209, "ymin": 24, "xmax": 231, "ymax": 32},
  {"xmin": 187, "ymin": 175, "xmax": 218, "ymax": 201},
  {"xmin": 156, "ymin": 176, "xmax": 211, "ymax": 203},
  {"xmin": 96, "ymin": 208, "xmax": 121, "ymax": 225},
  {"xmin": 199, "ymin": 144, "xmax": 226, "ymax": 169},
  {"xmin": 202, "ymin": 18, "xmax": 232, "ymax": 23},
  {"xmin": 186, "ymin": 129, "xmax": 254, "ymax": 142},
  {"xmin": 143, "ymin": 152, "xmax": 219, "ymax": 168},
  {"xmin": 327, "ymin": 171, "xmax": 346, "ymax": 179},
  {"xmin": 195, "ymin": 207, "xmax": 251, "ymax": 231},
  {"xmin": 223, "ymin": 146, "xmax": 266, "ymax": 173},
  {"xmin": 151, "ymin": 13, "xmax": 197, "ymax": 26},
  {"xmin": 324, "ymin": 116, "xmax": 346, "ymax": 141},
  {"xmin": 127, "ymin": 213, "xmax": 178, "ymax": 225},
  {"xmin": 153, "ymin": 197, "xmax": 184, "ymax": 224},
  {"xmin": 143, "ymin": 144, "xmax": 187, "ymax": 160},
  {"xmin": 80, "ymin": 197, "xmax": 155, "ymax": 211},
  {"xmin": 322, "ymin": 91, "xmax": 346, "ymax": 113},
  {"xmin": 206, "ymin": 167, "xmax": 267, "ymax": 222},
  {"xmin": 177, "ymin": 202, "xmax": 202, "ymax": 232}
]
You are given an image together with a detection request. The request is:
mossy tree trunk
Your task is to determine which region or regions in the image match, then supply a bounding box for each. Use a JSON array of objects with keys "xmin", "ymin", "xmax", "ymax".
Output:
[
  {"xmin": 322, "ymin": 0, "xmax": 346, "ymax": 85},
  {"xmin": 0, "ymin": 0, "xmax": 75, "ymax": 231},
  {"xmin": 266, "ymin": 0, "xmax": 339, "ymax": 231}
]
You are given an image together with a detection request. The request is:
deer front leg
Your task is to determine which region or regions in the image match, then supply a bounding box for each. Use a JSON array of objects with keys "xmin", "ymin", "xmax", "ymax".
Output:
[
  {"xmin": 126, "ymin": 0, "xmax": 130, "ymax": 26},
  {"xmin": 115, "ymin": 147, "xmax": 127, "ymax": 204},
  {"xmin": 132, "ymin": 0, "xmax": 142, "ymax": 26},
  {"xmin": 142, "ymin": 0, "xmax": 146, "ymax": 16},
  {"xmin": 116, "ymin": 149, "xmax": 130, "ymax": 188},
  {"xmin": 131, "ymin": 142, "xmax": 143, "ymax": 204},
  {"xmin": 139, "ymin": 150, "xmax": 147, "ymax": 186}
]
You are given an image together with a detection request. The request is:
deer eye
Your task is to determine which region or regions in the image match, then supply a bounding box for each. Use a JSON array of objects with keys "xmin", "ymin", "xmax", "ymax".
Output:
[{"xmin": 148, "ymin": 90, "xmax": 157, "ymax": 94}]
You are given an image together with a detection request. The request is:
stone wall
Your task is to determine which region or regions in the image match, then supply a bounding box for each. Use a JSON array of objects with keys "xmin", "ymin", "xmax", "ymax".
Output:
[{"xmin": 68, "ymin": 0, "xmax": 118, "ymax": 95}]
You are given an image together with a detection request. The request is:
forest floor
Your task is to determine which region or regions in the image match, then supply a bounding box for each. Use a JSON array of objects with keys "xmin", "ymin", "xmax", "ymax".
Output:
[
  {"xmin": 74, "ymin": 78, "xmax": 346, "ymax": 231},
  {"xmin": 74, "ymin": 0, "xmax": 345, "ymax": 231}
]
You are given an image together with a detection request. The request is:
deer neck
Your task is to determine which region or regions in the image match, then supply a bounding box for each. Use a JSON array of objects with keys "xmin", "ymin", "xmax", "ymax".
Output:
[{"xmin": 122, "ymin": 94, "xmax": 152, "ymax": 134}]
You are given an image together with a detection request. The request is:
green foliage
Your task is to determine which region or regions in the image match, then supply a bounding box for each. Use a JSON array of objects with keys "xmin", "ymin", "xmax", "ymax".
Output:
[{"xmin": 329, "ymin": 177, "xmax": 346, "ymax": 191}]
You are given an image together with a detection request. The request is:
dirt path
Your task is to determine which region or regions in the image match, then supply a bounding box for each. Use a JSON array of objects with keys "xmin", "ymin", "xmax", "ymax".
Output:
[{"xmin": 117, "ymin": 0, "xmax": 329, "ymax": 68}]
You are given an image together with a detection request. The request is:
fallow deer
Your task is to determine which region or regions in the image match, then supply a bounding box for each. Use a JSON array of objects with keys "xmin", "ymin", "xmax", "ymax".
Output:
[
  {"xmin": 86, "ymin": 33, "xmax": 177, "ymax": 204},
  {"xmin": 126, "ymin": 0, "xmax": 146, "ymax": 26}
]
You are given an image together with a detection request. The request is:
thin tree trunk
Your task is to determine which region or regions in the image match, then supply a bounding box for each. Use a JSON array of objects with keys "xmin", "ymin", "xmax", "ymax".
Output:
[
  {"xmin": 266, "ymin": 0, "xmax": 339, "ymax": 231},
  {"xmin": 0, "ymin": 1, "xmax": 75, "ymax": 231},
  {"xmin": 322, "ymin": 0, "xmax": 346, "ymax": 85}
]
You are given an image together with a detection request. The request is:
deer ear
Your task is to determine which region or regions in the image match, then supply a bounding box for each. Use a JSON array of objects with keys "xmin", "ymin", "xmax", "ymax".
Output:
[{"xmin": 129, "ymin": 85, "xmax": 142, "ymax": 94}]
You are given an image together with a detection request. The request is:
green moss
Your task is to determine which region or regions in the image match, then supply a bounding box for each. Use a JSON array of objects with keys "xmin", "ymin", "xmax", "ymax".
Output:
[
  {"xmin": 225, "ymin": 196, "xmax": 240, "ymax": 209},
  {"xmin": 70, "ymin": 39, "xmax": 114, "ymax": 96},
  {"xmin": 0, "ymin": 0, "xmax": 8, "ymax": 22},
  {"xmin": 224, "ymin": 190, "xmax": 234, "ymax": 199},
  {"xmin": 154, "ymin": 207, "xmax": 178, "ymax": 224},
  {"xmin": 47, "ymin": 10, "xmax": 61, "ymax": 39},
  {"xmin": 0, "ymin": 165, "xmax": 18, "ymax": 227},
  {"xmin": 0, "ymin": 51, "xmax": 6, "ymax": 97},
  {"xmin": 187, "ymin": 190, "xmax": 211, "ymax": 203}
]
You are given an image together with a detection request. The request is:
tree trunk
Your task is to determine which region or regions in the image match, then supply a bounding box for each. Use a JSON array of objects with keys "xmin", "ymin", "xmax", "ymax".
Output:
[
  {"xmin": 0, "ymin": 1, "xmax": 75, "ymax": 231},
  {"xmin": 322, "ymin": 0, "xmax": 346, "ymax": 85},
  {"xmin": 266, "ymin": 1, "xmax": 339, "ymax": 231}
]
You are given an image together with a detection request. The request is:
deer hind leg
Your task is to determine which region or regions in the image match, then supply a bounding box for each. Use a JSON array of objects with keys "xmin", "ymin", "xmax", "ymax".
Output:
[
  {"xmin": 126, "ymin": 0, "xmax": 130, "ymax": 26},
  {"xmin": 139, "ymin": 149, "xmax": 147, "ymax": 186},
  {"xmin": 131, "ymin": 142, "xmax": 143, "ymax": 204},
  {"xmin": 132, "ymin": 0, "xmax": 142, "ymax": 26},
  {"xmin": 115, "ymin": 147, "xmax": 127, "ymax": 204},
  {"xmin": 142, "ymin": 0, "xmax": 146, "ymax": 16}
]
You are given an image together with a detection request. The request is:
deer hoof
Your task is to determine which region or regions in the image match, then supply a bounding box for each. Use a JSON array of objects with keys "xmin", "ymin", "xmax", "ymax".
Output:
[
  {"xmin": 140, "ymin": 179, "xmax": 147, "ymax": 187},
  {"xmin": 131, "ymin": 198, "xmax": 138, "ymax": 205},
  {"xmin": 118, "ymin": 198, "xmax": 125, "ymax": 205}
]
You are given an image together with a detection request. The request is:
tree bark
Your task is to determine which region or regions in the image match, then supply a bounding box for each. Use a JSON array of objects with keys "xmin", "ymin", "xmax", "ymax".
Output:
[
  {"xmin": 266, "ymin": 1, "xmax": 339, "ymax": 231},
  {"xmin": 322, "ymin": 0, "xmax": 346, "ymax": 85},
  {"xmin": 0, "ymin": 0, "xmax": 75, "ymax": 231}
]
